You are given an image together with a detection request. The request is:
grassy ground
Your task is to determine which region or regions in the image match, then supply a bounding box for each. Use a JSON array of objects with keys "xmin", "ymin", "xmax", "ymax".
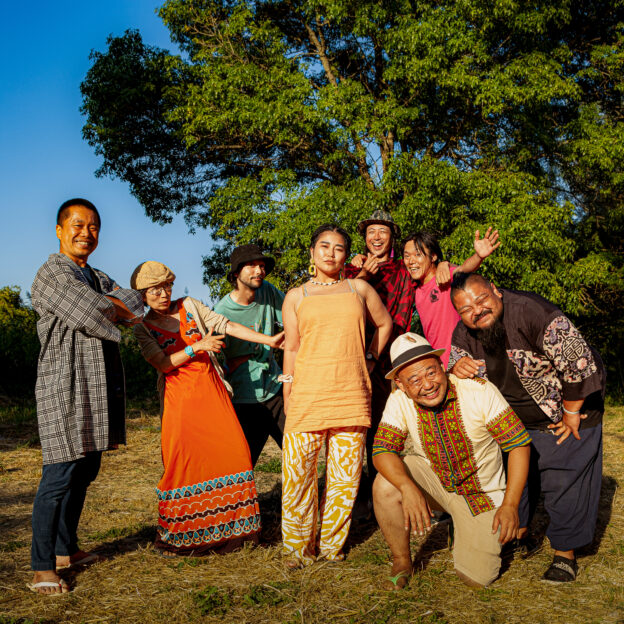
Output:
[{"xmin": 0, "ymin": 401, "xmax": 622, "ymax": 624}]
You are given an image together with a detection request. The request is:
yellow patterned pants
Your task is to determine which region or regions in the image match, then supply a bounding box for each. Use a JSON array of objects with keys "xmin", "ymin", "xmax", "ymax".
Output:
[{"xmin": 281, "ymin": 427, "xmax": 366, "ymax": 564}]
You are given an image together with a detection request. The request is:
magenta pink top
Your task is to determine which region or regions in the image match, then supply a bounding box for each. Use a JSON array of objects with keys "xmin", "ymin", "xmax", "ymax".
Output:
[{"xmin": 414, "ymin": 265, "xmax": 461, "ymax": 369}]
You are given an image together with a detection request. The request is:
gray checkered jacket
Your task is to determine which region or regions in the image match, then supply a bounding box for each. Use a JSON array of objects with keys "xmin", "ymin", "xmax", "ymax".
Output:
[{"xmin": 31, "ymin": 253, "xmax": 144, "ymax": 465}]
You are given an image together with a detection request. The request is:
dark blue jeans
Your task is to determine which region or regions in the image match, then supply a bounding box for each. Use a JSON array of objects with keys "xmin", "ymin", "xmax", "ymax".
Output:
[{"xmin": 31, "ymin": 452, "xmax": 102, "ymax": 570}]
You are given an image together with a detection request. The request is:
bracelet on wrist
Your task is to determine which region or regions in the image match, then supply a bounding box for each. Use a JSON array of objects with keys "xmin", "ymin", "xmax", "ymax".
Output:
[
  {"xmin": 184, "ymin": 345, "xmax": 196, "ymax": 358},
  {"xmin": 278, "ymin": 374, "xmax": 294, "ymax": 383},
  {"xmin": 562, "ymin": 407, "xmax": 580, "ymax": 415}
]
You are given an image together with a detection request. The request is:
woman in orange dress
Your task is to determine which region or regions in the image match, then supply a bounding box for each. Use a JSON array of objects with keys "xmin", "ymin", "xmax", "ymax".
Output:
[
  {"xmin": 280, "ymin": 225, "xmax": 393, "ymax": 567},
  {"xmin": 131, "ymin": 261, "xmax": 283, "ymax": 555}
]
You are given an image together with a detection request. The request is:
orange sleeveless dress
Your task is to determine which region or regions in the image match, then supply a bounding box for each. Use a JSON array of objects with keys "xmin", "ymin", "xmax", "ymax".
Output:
[
  {"xmin": 285, "ymin": 280, "xmax": 372, "ymax": 432},
  {"xmin": 144, "ymin": 299, "xmax": 261, "ymax": 553}
]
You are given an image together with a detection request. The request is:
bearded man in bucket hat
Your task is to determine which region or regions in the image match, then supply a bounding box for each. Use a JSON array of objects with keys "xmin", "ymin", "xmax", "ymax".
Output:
[
  {"xmin": 371, "ymin": 333, "xmax": 531, "ymax": 590},
  {"xmin": 215, "ymin": 244, "xmax": 286, "ymax": 465}
]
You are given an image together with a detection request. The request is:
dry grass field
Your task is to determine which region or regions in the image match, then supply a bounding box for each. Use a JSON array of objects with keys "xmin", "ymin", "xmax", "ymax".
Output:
[{"xmin": 0, "ymin": 401, "xmax": 622, "ymax": 624}]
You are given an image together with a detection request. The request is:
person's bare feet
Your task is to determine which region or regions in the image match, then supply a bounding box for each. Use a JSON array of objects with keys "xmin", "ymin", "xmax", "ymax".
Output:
[
  {"xmin": 29, "ymin": 570, "xmax": 69, "ymax": 595},
  {"xmin": 381, "ymin": 558, "xmax": 413, "ymax": 591}
]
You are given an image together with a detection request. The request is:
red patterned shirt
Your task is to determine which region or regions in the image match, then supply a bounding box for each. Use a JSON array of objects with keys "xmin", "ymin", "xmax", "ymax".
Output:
[{"xmin": 372, "ymin": 376, "xmax": 531, "ymax": 515}]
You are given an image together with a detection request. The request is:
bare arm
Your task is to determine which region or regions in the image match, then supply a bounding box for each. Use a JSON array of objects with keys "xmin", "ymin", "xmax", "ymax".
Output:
[
  {"xmin": 226, "ymin": 321, "xmax": 284, "ymax": 349},
  {"xmin": 374, "ymin": 452, "xmax": 434, "ymax": 536},
  {"xmin": 281, "ymin": 288, "xmax": 303, "ymax": 414},
  {"xmin": 492, "ymin": 444, "xmax": 530, "ymax": 543},
  {"xmin": 145, "ymin": 328, "xmax": 226, "ymax": 374},
  {"xmin": 354, "ymin": 280, "xmax": 393, "ymax": 370}
]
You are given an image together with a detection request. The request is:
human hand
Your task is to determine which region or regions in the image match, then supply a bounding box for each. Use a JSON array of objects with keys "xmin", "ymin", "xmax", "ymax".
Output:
[
  {"xmin": 400, "ymin": 483, "xmax": 434, "ymax": 536},
  {"xmin": 194, "ymin": 328, "xmax": 225, "ymax": 353},
  {"xmin": 351, "ymin": 254, "xmax": 367, "ymax": 269},
  {"xmin": 108, "ymin": 297, "xmax": 141, "ymax": 325},
  {"xmin": 473, "ymin": 227, "xmax": 500, "ymax": 259},
  {"xmin": 268, "ymin": 331, "xmax": 285, "ymax": 350},
  {"xmin": 450, "ymin": 357, "xmax": 484, "ymax": 379},
  {"xmin": 547, "ymin": 410, "xmax": 587, "ymax": 444},
  {"xmin": 358, "ymin": 253, "xmax": 380, "ymax": 279},
  {"xmin": 492, "ymin": 504, "xmax": 519, "ymax": 544},
  {"xmin": 435, "ymin": 261, "xmax": 451, "ymax": 287}
]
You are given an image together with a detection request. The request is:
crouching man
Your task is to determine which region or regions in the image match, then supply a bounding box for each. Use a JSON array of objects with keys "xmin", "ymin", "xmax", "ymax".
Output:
[{"xmin": 372, "ymin": 334, "xmax": 531, "ymax": 590}]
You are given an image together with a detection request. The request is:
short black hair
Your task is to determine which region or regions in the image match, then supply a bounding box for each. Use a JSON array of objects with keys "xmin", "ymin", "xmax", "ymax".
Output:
[
  {"xmin": 310, "ymin": 224, "xmax": 352, "ymax": 256},
  {"xmin": 57, "ymin": 198, "xmax": 101, "ymax": 227},
  {"xmin": 450, "ymin": 271, "xmax": 491, "ymax": 303},
  {"xmin": 402, "ymin": 230, "xmax": 443, "ymax": 265}
]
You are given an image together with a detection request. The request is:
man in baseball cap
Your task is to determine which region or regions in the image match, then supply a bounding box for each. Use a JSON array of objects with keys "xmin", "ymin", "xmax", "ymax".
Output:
[
  {"xmin": 215, "ymin": 244, "xmax": 285, "ymax": 465},
  {"xmin": 371, "ymin": 333, "xmax": 531, "ymax": 590}
]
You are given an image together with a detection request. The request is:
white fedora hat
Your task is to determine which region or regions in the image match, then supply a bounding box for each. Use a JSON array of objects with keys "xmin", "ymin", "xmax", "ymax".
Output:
[{"xmin": 385, "ymin": 333, "xmax": 445, "ymax": 380}]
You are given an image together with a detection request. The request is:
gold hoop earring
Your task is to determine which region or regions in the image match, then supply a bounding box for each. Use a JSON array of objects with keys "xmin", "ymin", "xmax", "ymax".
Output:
[{"xmin": 308, "ymin": 263, "xmax": 317, "ymax": 277}]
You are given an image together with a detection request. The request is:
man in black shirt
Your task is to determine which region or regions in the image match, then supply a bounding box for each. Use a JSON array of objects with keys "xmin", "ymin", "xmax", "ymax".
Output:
[{"xmin": 448, "ymin": 273, "xmax": 605, "ymax": 583}]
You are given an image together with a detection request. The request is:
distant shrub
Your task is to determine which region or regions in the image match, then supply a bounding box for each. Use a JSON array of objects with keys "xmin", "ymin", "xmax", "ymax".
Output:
[{"xmin": 0, "ymin": 287, "xmax": 39, "ymax": 397}]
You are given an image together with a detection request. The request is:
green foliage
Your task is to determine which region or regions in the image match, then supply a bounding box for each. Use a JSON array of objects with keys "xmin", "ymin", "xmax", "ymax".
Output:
[
  {"xmin": 119, "ymin": 327, "xmax": 158, "ymax": 400},
  {"xmin": 81, "ymin": 1, "xmax": 624, "ymax": 392},
  {"xmin": 255, "ymin": 456, "xmax": 282, "ymax": 473},
  {"xmin": 242, "ymin": 581, "xmax": 294, "ymax": 606},
  {"xmin": 193, "ymin": 585, "xmax": 233, "ymax": 616},
  {"xmin": 0, "ymin": 287, "xmax": 39, "ymax": 397}
]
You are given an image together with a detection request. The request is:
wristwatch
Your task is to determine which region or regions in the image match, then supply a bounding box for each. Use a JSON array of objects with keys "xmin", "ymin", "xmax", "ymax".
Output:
[{"xmin": 184, "ymin": 345, "xmax": 196, "ymax": 358}]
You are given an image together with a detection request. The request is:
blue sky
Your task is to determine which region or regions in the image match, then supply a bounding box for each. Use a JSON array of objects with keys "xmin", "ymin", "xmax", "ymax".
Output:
[{"xmin": 0, "ymin": 1, "xmax": 215, "ymax": 302}]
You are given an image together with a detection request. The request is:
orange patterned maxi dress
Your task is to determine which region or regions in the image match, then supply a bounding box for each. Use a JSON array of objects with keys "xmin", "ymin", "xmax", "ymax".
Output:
[{"xmin": 144, "ymin": 300, "xmax": 261, "ymax": 554}]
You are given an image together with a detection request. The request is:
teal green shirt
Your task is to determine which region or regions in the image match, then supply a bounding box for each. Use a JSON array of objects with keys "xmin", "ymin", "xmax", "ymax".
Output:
[{"xmin": 214, "ymin": 281, "xmax": 285, "ymax": 404}]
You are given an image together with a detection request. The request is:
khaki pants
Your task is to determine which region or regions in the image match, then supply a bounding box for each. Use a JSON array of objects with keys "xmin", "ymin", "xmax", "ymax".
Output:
[{"xmin": 404, "ymin": 455, "xmax": 502, "ymax": 587}]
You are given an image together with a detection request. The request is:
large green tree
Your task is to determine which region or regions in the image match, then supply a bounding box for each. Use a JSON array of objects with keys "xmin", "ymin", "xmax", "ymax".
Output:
[{"xmin": 81, "ymin": 0, "xmax": 624, "ymax": 391}]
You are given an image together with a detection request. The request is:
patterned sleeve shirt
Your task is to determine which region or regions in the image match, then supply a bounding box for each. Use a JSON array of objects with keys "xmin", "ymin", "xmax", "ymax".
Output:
[
  {"xmin": 31, "ymin": 253, "xmax": 144, "ymax": 465},
  {"xmin": 373, "ymin": 375, "xmax": 531, "ymax": 515},
  {"xmin": 449, "ymin": 289, "xmax": 606, "ymax": 425}
]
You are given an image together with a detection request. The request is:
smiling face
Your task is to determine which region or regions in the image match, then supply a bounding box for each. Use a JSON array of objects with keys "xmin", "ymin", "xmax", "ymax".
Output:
[
  {"xmin": 56, "ymin": 205, "xmax": 100, "ymax": 266},
  {"xmin": 403, "ymin": 240, "xmax": 437, "ymax": 284},
  {"xmin": 452, "ymin": 278, "xmax": 504, "ymax": 331},
  {"xmin": 310, "ymin": 230, "xmax": 348, "ymax": 278},
  {"xmin": 395, "ymin": 355, "xmax": 448, "ymax": 410},
  {"xmin": 236, "ymin": 260, "xmax": 266, "ymax": 291},
  {"xmin": 365, "ymin": 224, "xmax": 393, "ymax": 260},
  {"xmin": 143, "ymin": 282, "xmax": 174, "ymax": 313}
]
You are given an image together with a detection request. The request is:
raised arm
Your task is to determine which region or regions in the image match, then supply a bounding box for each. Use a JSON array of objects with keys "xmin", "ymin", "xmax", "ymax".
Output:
[
  {"xmin": 281, "ymin": 288, "xmax": 303, "ymax": 415},
  {"xmin": 457, "ymin": 227, "xmax": 500, "ymax": 274}
]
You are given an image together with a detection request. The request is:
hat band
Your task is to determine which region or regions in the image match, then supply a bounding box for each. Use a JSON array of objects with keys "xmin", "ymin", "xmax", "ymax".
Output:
[{"xmin": 391, "ymin": 345, "xmax": 437, "ymax": 371}]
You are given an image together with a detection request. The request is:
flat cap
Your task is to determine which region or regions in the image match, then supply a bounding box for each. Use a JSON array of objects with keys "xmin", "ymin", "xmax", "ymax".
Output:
[{"xmin": 130, "ymin": 261, "xmax": 176, "ymax": 290}]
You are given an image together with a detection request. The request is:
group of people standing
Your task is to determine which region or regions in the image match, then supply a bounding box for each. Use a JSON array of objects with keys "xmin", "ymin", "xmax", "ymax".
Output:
[{"xmin": 28, "ymin": 199, "xmax": 605, "ymax": 596}]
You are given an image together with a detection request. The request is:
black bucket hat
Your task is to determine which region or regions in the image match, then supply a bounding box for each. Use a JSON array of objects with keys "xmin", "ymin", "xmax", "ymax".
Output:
[{"xmin": 227, "ymin": 244, "xmax": 276, "ymax": 282}]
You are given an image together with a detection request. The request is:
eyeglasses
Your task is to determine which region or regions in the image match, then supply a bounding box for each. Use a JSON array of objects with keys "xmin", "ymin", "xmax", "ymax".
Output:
[{"xmin": 146, "ymin": 284, "xmax": 173, "ymax": 296}]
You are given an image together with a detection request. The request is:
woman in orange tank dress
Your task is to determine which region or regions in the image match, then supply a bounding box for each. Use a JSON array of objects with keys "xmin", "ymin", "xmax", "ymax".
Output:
[
  {"xmin": 131, "ymin": 261, "xmax": 284, "ymax": 555},
  {"xmin": 280, "ymin": 225, "xmax": 393, "ymax": 567}
]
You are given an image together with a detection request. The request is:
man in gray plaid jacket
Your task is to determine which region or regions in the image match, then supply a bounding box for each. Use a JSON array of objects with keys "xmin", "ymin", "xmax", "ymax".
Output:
[{"xmin": 28, "ymin": 199, "xmax": 143, "ymax": 595}]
